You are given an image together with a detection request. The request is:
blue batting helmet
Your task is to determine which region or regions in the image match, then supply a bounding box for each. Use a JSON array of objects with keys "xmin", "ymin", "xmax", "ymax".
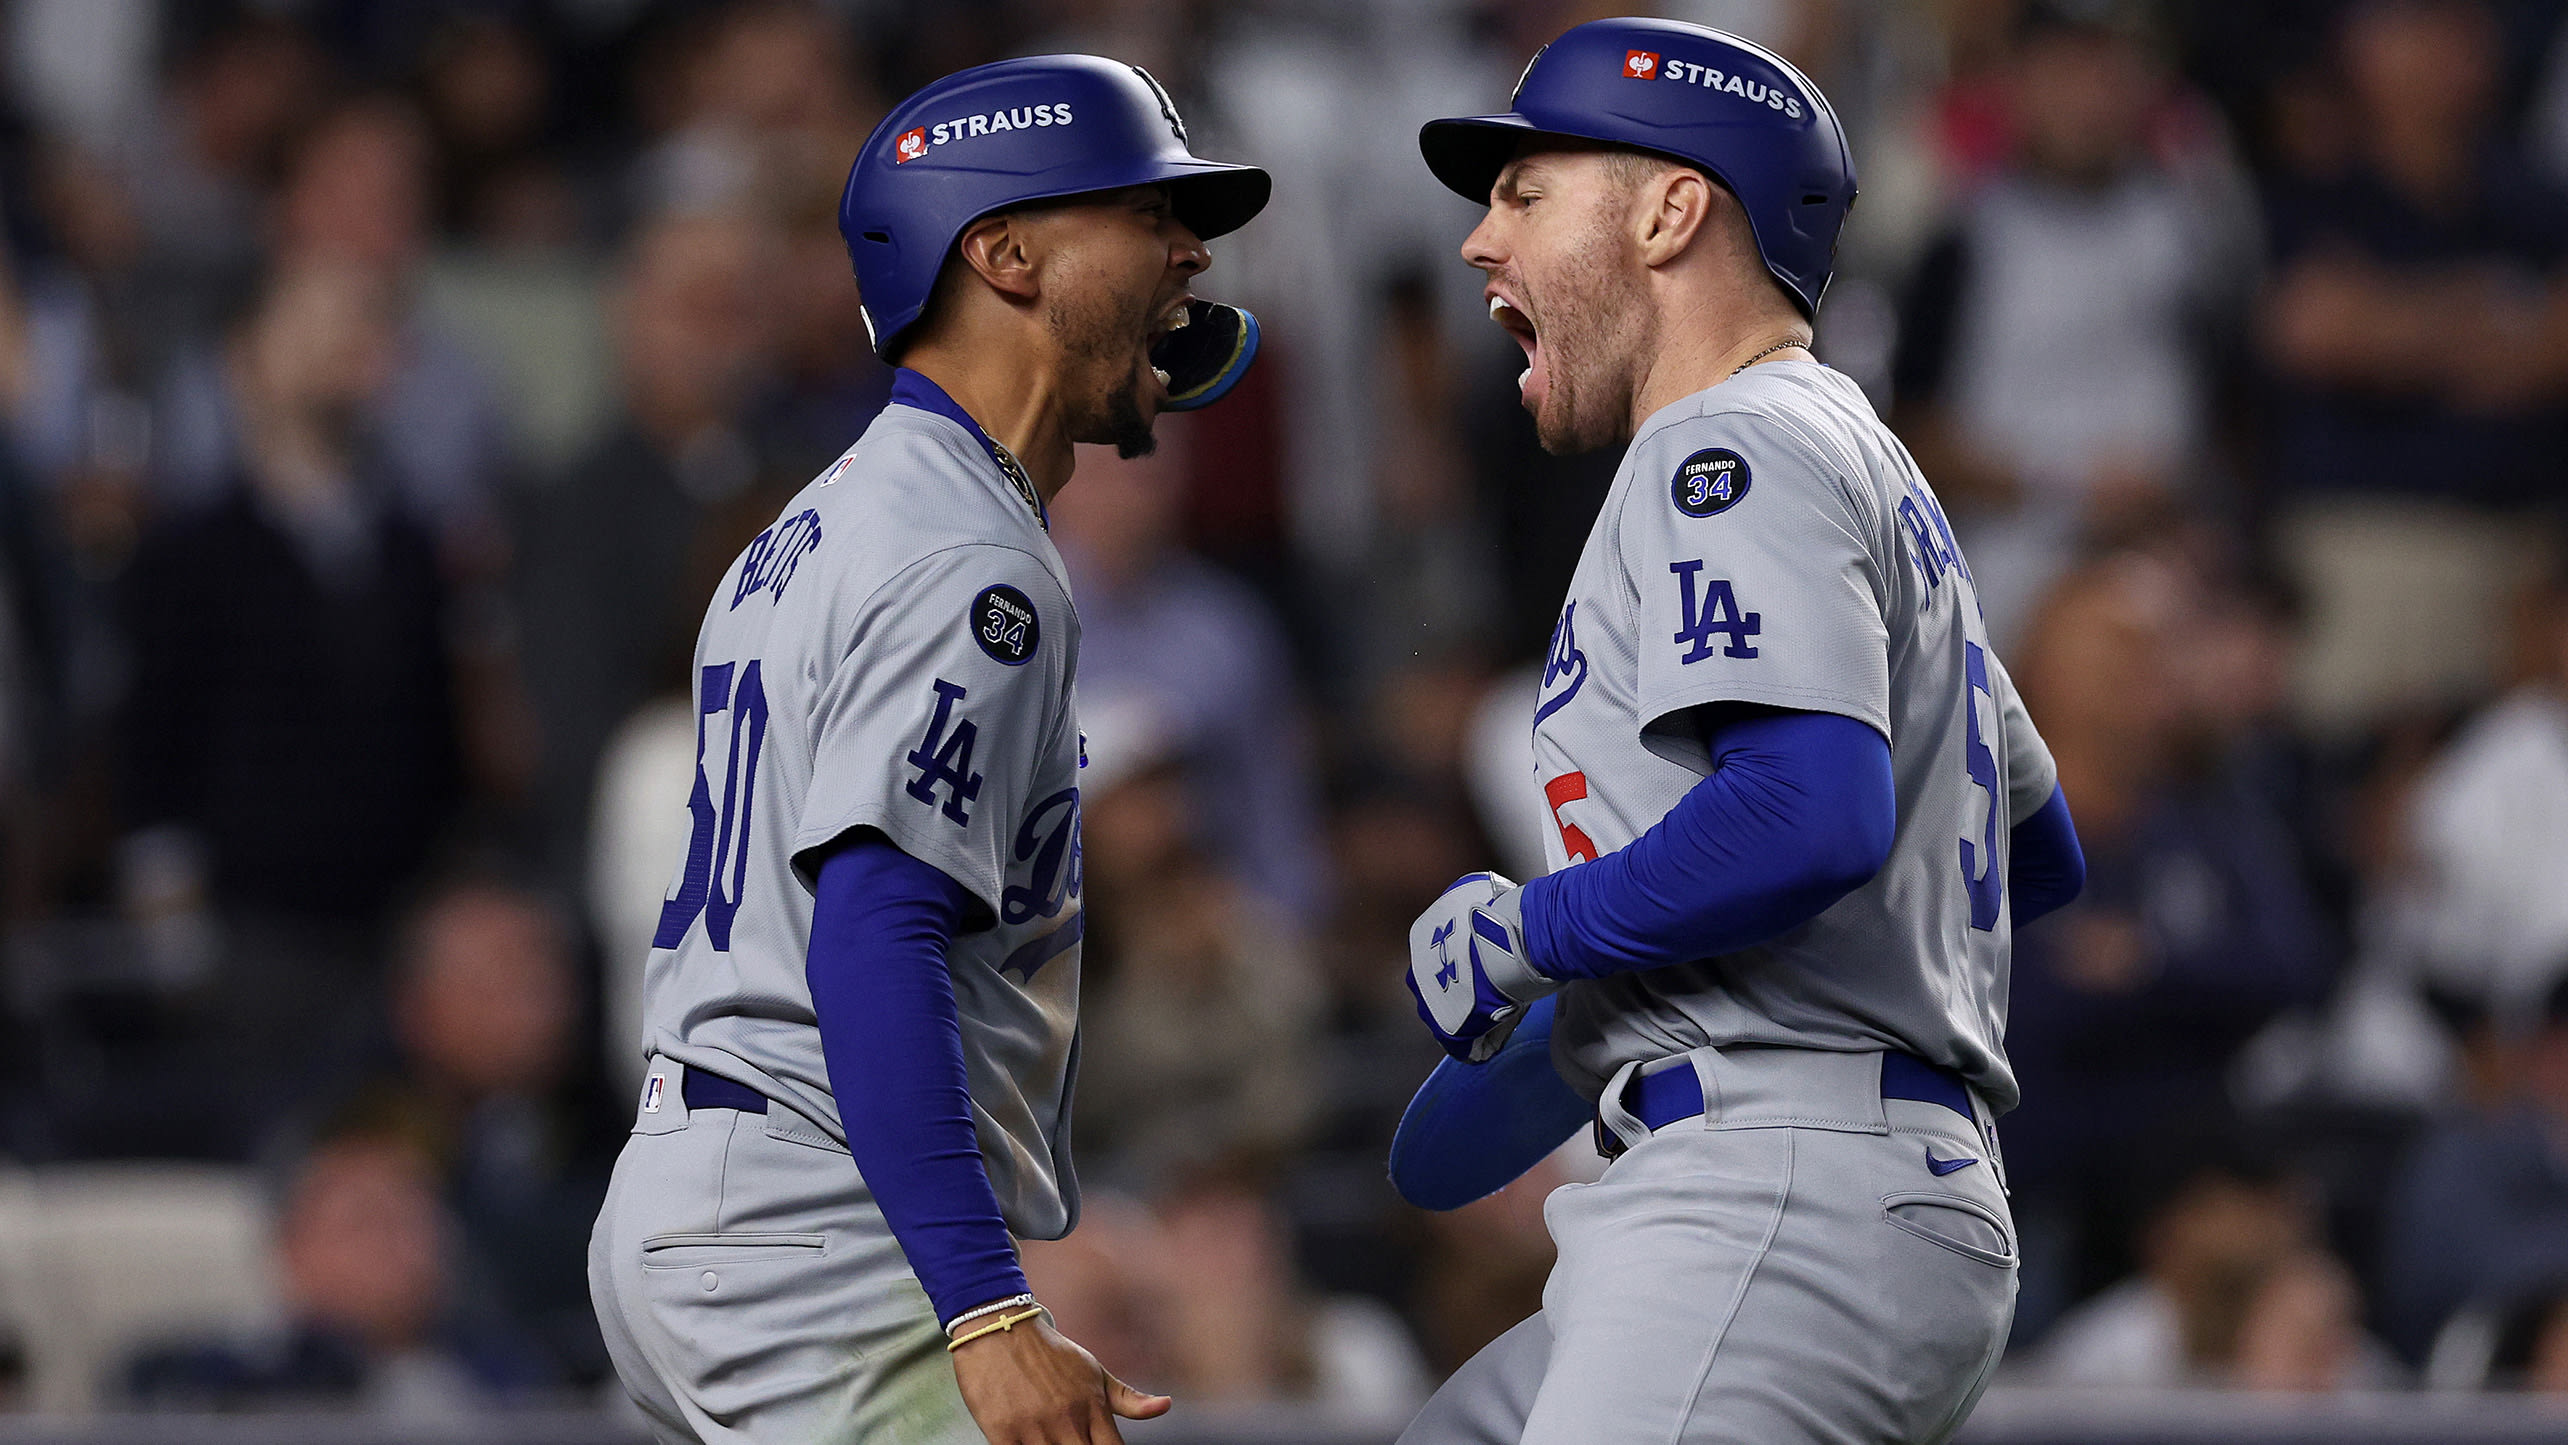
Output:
[
  {"xmin": 840, "ymin": 55, "xmax": 1271, "ymax": 360},
  {"xmin": 1419, "ymin": 19, "xmax": 1857, "ymax": 317}
]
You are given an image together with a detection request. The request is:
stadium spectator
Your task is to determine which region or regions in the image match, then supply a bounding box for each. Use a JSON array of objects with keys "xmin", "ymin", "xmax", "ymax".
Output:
[
  {"xmin": 2001, "ymin": 551, "xmax": 2338, "ymax": 1334},
  {"xmin": 1408, "ymin": 1154, "xmax": 1568, "ymax": 1378},
  {"xmin": 633, "ymin": 0, "xmax": 877, "ymax": 223},
  {"xmin": 125, "ymin": 1124, "xmax": 552, "ymax": 1415},
  {"xmin": 630, "ymin": 2, "xmax": 887, "ymax": 487},
  {"xmin": 1016, "ymin": 1192, "xmax": 1167, "ymax": 1389},
  {"xmin": 2396, "ymin": 563, "xmax": 2568, "ymax": 1026},
  {"xmin": 1070, "ymin": 732, "xmax": 1321, "ymax": 1185},
  {"xmin": 113, "ymin": 257, "xmax": 467, "ymax": 1131},
  {"xmin": 376, "ymin": 875, "xmax": 616, "ymax": 1384},
  {"xmin": 116, "ymin": 256, "xmax": 459, "ymax": 931},
  {"xmin": 2257, "ymin": 0, "xmax": 2568, "ymax": 728},
  {"xmin": 1895, "ymin": 0, "xmax": 2257, "ymax": 642},
  {"xmin": 2419, "ymin": 1279, "xmax": 2568, "ymax": 1388},
  {"xmin": 1152, "ymin": 1179, "xmax": 1431, "ymax": 1420},
  {"xmin": 760, "ymin": 210, "xmax": 894, "ymax": 487},
  {"xmin": 1022, "ymin": 1180, "xmax": 1430, "ymax": 1423},
  {"xmin": 100, "ymin": 15, "xmax": 319, "ymax": 361},
  {"xmin": 1052, "ymin": 427, "xmax": 1330, "ymax": 923},
  {"xmin": 2035, "ymin": 1146, "xmax": 2393, "ymax": 1389},
  {"xmin": 514, "ymin": 209, "xmax": 785, "ymax": 880},
  {"xmin": 148, "ymin": 96, "xmax": 513, "ymax": 553},
  {"xmin": 415, "ymin": 15, "xmax": 577, "ymax": 251},
  {"xmin": 1286, "ymin": 779, "xmax": 1477, "ymax": 1310},
  {"xmin": 2380, "ymin": 974, "xmax": 2568, "ymax": 1361}
]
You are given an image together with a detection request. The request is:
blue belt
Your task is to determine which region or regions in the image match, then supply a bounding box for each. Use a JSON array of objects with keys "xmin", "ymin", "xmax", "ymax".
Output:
[
  {"xmin": 683, "ymin": 1071, "xmax": 770, "ymax": 1114},
  {"xmin": 1598, "ymin": 1050, "xmax": 1976, "ymax": 1159}
]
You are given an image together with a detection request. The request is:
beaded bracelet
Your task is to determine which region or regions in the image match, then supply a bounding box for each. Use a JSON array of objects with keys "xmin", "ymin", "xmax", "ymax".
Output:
[
  {"xmin": 943, "ymin": 1293, "xmax": 1039, "ymax": 1336},
  {"xmin": 946, "ymin": 1305, "xmax": 1047, "ymax": 1352}
]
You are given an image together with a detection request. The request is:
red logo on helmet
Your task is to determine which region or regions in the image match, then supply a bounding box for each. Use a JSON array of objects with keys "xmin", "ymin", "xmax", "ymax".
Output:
[
  {"xmin": 893, "ymin": 127, "xmax": 928, "ymax": 163},
  {"xmin": 1624, "ymin": 50, "xmax": 1660, "ymax": 79}
]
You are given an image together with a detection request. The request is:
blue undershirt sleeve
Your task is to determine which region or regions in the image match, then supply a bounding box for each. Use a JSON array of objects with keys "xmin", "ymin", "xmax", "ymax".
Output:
[
  {"xmin": 807, "ymin": 832, "xmax": 1028, "ymax": 1327},
  {"xmin": 1519, "ymin": 707, "xmax": 1897, "ymax": 981},
  {"xmin": 2006, "ymin": 782, "xmax": 2084, "ymax": 928}
]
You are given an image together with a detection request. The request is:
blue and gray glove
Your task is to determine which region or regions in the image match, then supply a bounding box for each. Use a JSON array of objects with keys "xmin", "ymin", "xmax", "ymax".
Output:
[{"xmin": 1406, "ymin": 872, "xmax": 1558, "ymax": 1063}]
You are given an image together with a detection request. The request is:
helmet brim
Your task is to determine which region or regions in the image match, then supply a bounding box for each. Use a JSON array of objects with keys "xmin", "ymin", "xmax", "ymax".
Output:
[
  {"xmin": 1160, "ymin": 161, "xmax": 1271, "ymax": 241},
  {"xmin": 1419, "ymin": 114, "xmax": 1553, "ymax": 205},
  {"xmin": 994, "ymin": 160, "xmax": 1270, "ymax": 242}
]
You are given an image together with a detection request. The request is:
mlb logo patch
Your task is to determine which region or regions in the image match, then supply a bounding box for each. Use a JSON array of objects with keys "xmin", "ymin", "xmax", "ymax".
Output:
[
  {"xmin": 894, "ymin": 127, "xmax": 928, "ymax": 163},
  {"xmin": 643, "ymin": 1073, "xmax": 665, "ymax": 1113},
  {"xmin": 1624, "ymin": 50, "xmax": 1660, "ymax": 79}
]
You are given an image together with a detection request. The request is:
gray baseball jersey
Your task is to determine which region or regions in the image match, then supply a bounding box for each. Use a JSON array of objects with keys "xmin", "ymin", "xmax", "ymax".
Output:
[
  {"xmin": 1529, "ymin": 360, "xmax": 2054, "ymax": 1111},
  {"xmin": 637, "ymin": 388, "xmax": 1085, "ymax": 1240}
]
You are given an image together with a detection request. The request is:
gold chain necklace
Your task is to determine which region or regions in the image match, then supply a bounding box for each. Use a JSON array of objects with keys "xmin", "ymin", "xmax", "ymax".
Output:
[
  {"xmin": 987, "ymin": 439, "xmax": 1046, "ymax": 528},
  {"xmin": 1727, "ymin": 339, "xmax": 1810, "ymax": 380}
]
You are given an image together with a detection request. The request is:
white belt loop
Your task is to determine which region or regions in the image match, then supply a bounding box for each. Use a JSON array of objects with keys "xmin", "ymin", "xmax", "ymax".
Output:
[
  {"xmin": 1685, "ymin": 1047, "xmax": 1722, "ymax": 1132},
  {"xmin": 1596, "ymin": 1059, "xmax": 1649, "ymax": 1153}
]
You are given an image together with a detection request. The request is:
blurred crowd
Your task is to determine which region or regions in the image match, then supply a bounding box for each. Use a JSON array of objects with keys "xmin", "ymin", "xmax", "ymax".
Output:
[{"xmin": 0, "ymin": 0, "xmax": 2559, "ymax": 1422}]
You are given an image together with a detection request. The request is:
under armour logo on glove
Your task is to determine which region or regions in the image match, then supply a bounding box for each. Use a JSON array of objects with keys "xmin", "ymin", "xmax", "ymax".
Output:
[{"xmin": 1407, "ymin": 873, "xmax": 1558, "ymax": 1063}]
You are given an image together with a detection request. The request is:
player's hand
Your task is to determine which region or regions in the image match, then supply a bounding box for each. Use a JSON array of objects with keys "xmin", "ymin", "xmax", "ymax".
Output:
[
  {"xmin": 1407, "ymin": 872, "xmax": 1558, "ymax": 1063},
  {"xmin": 950, "ymin": 1312, "xmax": 1169, "ymax": 1445}
]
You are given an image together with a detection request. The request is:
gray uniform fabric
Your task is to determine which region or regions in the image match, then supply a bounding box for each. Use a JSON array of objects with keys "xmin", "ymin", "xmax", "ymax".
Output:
[
  {"xmin": 1398, "ymin": 1049, "xmax": 2017, "ymax": 1445},
  {"xmin": 1410, "ymin": 362, "xmax": 2050, "ymax": 1445},
  {"xmin": 592, "ymin": 1058, "xmax": 981, "ymax": 1445},
  {"xmin": 625, "ymin": 397, "xmax": 1085, "ymax": 1234},
  {"xmin": 591, "ymin": 396, "xmax": 1085, "ymax": 1441},
  {"xmin": 1528, "ymin": 361, "xmax": 2055, "ymax": 1109}
]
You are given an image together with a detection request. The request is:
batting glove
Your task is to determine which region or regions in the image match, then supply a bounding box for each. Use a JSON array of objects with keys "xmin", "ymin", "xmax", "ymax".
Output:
[{"xmin": 1407, "ymin": 873, "xmax": 1558, "ymax": 1063}]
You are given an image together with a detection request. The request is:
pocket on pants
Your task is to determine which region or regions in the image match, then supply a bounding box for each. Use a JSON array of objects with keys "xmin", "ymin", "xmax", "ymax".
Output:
[
  {"xmin": 1880, "ymin": 1192, "xmax": 2016, "ymax": 1269},
  {"xmin": 639, "ymin": 1232, "xmax": 828, "ymax": 1269}
]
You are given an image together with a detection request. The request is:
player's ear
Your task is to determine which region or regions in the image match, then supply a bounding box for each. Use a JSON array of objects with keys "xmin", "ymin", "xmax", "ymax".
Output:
[
  {"xmin": 1634, "ymin": 167, "xmax": 1714, "ymax": 269},
  {"xmin": 954, "ymin": 213, "xmax": 1043, "ymax": 302}
]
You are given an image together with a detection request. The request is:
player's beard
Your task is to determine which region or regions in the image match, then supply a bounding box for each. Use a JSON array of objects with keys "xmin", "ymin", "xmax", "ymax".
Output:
[
  {"xmin": 1048, "ymin": 286, "xmax": 1159, "ymax": 461},
  {"xmin": 1527, "ymin": 206, "xmax": 1655, "ymax": 456}
]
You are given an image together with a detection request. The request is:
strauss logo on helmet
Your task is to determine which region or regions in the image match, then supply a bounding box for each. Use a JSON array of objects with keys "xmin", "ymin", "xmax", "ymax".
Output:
[
  {"xmin": 894, "ymin": 127, "xmax": 928, "ymax": 163},
  {"xmin": 1624, "ymin": 50, "xmax": 1660, "ymax": 78}
]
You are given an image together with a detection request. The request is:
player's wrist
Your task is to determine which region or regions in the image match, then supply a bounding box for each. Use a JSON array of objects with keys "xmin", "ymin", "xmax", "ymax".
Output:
[
  {"xmin": 943, "ymin": 1290, "xmax": 1040, "ymax": 1337},
  {"xmin": 1476, "ymin": 885, "xmax": 1557, "ymax": 1003},
  {"xmin": 945, "ymin": 1296, "xmax": 1048, "ymax": 1351}
]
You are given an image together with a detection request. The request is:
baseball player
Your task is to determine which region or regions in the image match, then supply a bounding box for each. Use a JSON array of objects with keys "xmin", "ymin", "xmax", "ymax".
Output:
[
  {"xmin": 587, "ymin": 56, "xmax": 1267, "ymax": 1445},
  {"xmin": 1393, "ymin": 20, "xmax": 2087, "ymax": 1444}
]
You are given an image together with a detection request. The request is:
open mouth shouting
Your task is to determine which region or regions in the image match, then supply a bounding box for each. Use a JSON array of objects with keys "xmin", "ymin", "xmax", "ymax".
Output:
[
  {"xmin": 1144, "ymin": 293, "xmax": 1195, "ymax": 398},
  {"xmin": 1487, "ymin": 286, "xmax": 1544, "ymax": 412}
]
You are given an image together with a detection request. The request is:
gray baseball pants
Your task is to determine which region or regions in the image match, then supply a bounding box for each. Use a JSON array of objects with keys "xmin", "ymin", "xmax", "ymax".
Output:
[
  {"xmin": 589, "ymin": 1056, "xmax": 982, "ymax": 1445},
  {"xmin": 1399, "ymin": 1046, "xmax": 2018, "ymax": 1445}
]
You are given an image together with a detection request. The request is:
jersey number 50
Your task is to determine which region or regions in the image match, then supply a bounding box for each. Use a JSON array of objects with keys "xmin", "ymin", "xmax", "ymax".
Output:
[{"xmin": 656, "ymin": 660, "xmax": 770, "ymax": 952}]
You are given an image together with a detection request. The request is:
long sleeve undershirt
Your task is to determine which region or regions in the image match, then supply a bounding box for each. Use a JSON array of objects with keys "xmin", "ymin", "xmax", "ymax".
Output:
[
  {"xmin": 2007, "ymin": 781, "xmax": 2084, "ymax": 928},
  {"xmin": 1519, "ymin": 708, "xmax": 2084, "ymax": 980},
  {"xmin": 1521, "ymin": 708, "xmax": 1898, "ymax": 980},
  {"xmin": 806, "ymin": 834, "xmax": 1027, "ymax": 1326}
]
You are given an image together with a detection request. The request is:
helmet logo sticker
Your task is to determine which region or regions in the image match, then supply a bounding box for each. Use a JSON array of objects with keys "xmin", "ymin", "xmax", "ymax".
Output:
[
  {"xmin": 917, "ymin": 104, "xmax": 1075, "ymax": 152},
  {"xmin": 894, "ymin": 127, "xmax": 928, "ymax": 163},
  {"xmin": 1624, "ymin": 50, "xmax": 1660, "ymax": 79},
  {"xmin": 1644, "ymin": 57, "xmax": 1806, "ymax": 119},
  {"xmin": 1131, "ymin": 65, "xmax": 1187, "ymax": 143}
]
